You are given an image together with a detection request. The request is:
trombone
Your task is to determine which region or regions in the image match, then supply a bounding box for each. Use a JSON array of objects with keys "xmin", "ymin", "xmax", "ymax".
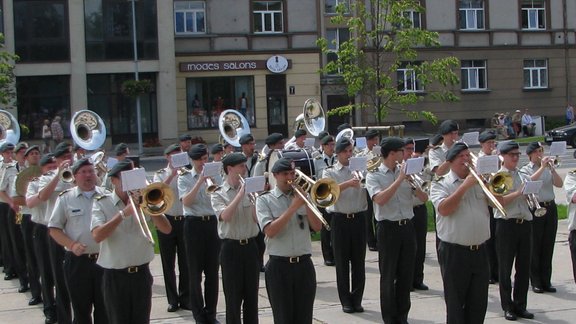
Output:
[
  {"xmin": 128, "ymin": 182, "xmax": 174, "ymax": 244},
  {"xmin": 463, "ymin": 162, "xmax": 508, "ymax": 216}
]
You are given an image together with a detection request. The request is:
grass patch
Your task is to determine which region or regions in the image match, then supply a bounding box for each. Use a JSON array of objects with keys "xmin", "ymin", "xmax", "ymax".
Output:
[{"xmin": 514, "ymin": 136, "xmax": 544, "ymax": 144}]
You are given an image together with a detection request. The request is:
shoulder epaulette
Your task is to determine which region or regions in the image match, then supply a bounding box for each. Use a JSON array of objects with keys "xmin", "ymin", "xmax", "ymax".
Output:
[
  {"xmin": 156, "ymin": 169, "xmax": 166, "ymax": 174},
  {"xmin": 434, "ymin": 176, "xmax": 444, "ymax": 182},
  {"xmin": 325, "ymin": 165, "xmax": 334, "ymax": 170},
  {"xmin": 59, "ymin": 188, "xmax": 71, "ymax": 196},
  {"xmin": 314, "ymin": 155, "xmax": 322, "ymax": 160},
  {"xmin": 95, "ymin": 193, "xmax": 110, "ymax": 201},
  {"xmin": 258, "ymin": 191, "xmax": 271, "ymax": 196}
]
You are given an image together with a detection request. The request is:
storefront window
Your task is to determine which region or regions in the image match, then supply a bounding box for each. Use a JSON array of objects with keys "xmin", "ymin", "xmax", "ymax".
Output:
[{"xmin": 186, "ymin": 76, "xmax": 255, "ymax": 129}]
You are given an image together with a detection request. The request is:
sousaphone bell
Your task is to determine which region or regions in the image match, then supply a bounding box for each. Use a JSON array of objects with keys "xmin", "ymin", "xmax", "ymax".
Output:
[
  {"xmin": 218, "ymin": 109, "xmax": 250, "ymax": 147},
  {"xmin": 70, "ymin": 110, "xmax": 107, "ymax": 151},
  {"xmin": 0, "ymin": 110, "xmax": 20, "ymax": 146}
]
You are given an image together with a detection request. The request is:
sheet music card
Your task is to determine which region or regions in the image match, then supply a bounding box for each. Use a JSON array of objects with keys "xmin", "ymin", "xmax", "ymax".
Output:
[
  {"xmin": 170, "ymin": 152, "xmax": 189, "ymax": 168},
  {"xmin": 522, "ymin": 180, "xmax": 542, "ymax": 195},
  {"xmin": 372, "ymin": 145, "xmax": 381, "ymax": 156},
  {"xmin": 475, "ymin": 155, "xmax": 500, "ymax": 175},
  {"xmin": 304, "ymin": 137, "xmax": 316, "ymax": 147},
  {"xmin": 405, "ymin": 157, "xmax": 425, "ymax": 175},
  {"xmin": 203, "ymin": 162, "xmax": 222, "ymax": 177},
  {"xmin": 355, "ymin": 137, "xmax": 367, "ymax": 149},
  {"xmin": 461, "ymin": 132, "xmax": 479, "ymax": 146},
  {"xmin": 106, "ymin": 157, "xmax": 118, "ymax": 170},
  {"xmin": 244, "ymin": 176, "xmax": 266, "ymax": 194},
  {"xmin": 549, "ymin": 141, "xmax": 566, "ymax": 156},
  {"xmin": 349, "ymin": 156, "xmax": 367, "ymax": 172},
  {"xmin": 121, "ymin": 168, "xmax": 148, "ymax": 191}
]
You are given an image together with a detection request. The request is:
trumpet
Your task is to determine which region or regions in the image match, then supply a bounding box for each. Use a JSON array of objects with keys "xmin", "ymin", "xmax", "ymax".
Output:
[
  {"xmin": 128, "ymin": 181, "xmax": 175, "ymax": 244},
  {"xmin": 395, "ymin": 161, "xmax": 430, "ymax": 192},
  {"xmin": 540, "ymin": 156, "xmax": 560, "ymax": 169},
  {"xmin": 352, "ymin": 156, "xmax": 382, "ymax": 188},
  {"xmin": 238, "ymin": 175, "xmax": 258, "ymax": 204},
  {"xmin": 205, "ymin": 177, "xmax": 221, "ymax": 193},
  {"xmin": 525, "ymin": 191, "xmax": 547, "ymax": 217},
  {"xmin": 60, "ymin": 167, "xmax": 74, "ymax": 183}
]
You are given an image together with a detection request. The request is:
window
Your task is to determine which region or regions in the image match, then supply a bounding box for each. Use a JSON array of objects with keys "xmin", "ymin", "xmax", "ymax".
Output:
[
  {"xmin": 459, "ymin": 0, "xmax": 484, "ymax": 30},
  {"xmin": 403, "ymin": 9, "xmax": 421, "ymax": 29},
  {"xmin": 186, "ymin": 77, "xmax": 255, "ymax": 129},
  {"xmin": 253, "ymin": 1, "xmax": 283, "ymax": 33},
  {"xmin": 326, "ymin": 28, "xmax": 350, "ymax": 74},
  {"xmin": 523, "ymin": 59, "xmax": 548, "ymax": 89},
  {"xmin": 84, "ymin": 0, "xmax": 158, "ymax": 61},
  {"xmin": 325, "ymin": 0, "xmax": 349, "ymax": 14},
  {"xmin": 461, "ymin": 60, "xmax": 487, "ymax": 90},
  {"xmin": 397, "ymin": 63, "xmax": 424, "ymax": 93},
  {"xmin": 174, "ymin": 1, "xmax": 205, "ymax": 34},
  {"xmin": 522, "ymin": 0, "xmax": 545, "ymax": 30},
  {"xmin": 14, "ymin": 1, "xmax": 69, "ymax": 62}
]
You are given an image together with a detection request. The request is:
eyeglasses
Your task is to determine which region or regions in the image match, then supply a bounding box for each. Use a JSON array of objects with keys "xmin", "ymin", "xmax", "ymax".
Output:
[{"xmin": 297, "ymin": 214, "xmax": 305, "ymax": 230}]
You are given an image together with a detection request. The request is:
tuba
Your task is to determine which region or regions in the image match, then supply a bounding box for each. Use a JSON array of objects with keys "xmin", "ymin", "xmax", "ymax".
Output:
[
  {"xmin": 0, "ymin": 110, "xmax": 20, "ymax": 146},
  {"xmin": 284, "ymin": 99, "xmax": 326, "ymax": 148},
  {"xmin": 335, "ymin": 127, "xmax": 355, "ymax": 145},
  {"xmin": 14, "ymin": 165, "xmax": 43, "ymax": 205},
  {"xmin": 70, "ymin": 110, "xmax": 107, "ymax": 151},
  {"xmin": 218, "ymin": 109, "xmax": 250, "ymax": 147}
]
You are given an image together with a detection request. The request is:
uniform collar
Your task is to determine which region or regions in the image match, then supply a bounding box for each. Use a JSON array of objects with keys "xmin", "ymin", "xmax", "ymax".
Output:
[
  {"xmin": 446, "ymin": 170, "xmax": 463, "ymax": 183},
  {"xmin": 272, "ymin": 186, "xmax": 291, "ymax": 198},
  {"xmin": 334, "ymin": 161, "xmax": 347, "ymax": 171}
]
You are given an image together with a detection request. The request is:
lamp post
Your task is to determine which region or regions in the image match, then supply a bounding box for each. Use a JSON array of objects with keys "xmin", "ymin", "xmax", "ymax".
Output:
[{"xmin": 129, "ymin": 0, "xmax": 143, "ymax": 155}]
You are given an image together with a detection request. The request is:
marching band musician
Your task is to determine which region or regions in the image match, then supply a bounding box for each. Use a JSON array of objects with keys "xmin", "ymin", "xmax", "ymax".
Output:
[
  {"xmin": 494, "ymin": 141, "xmax": 535, "ymax": 321},
  {"xmin": 362, "ymin": 129, "xmax": 380, "ymax": 252},
  {"xmin": 322, "ymin": 137, "xmax": 368, "ymax": 313},
  {"xmin": 101, "ymin": 143, "xmax": 130, "ymax": 191},
  {"xmin": 255, "ymin": 157, "xmax": 322, "ymax": 324},
  {"xmin": 211, "ymin": 153, "xmax": 260, "ymax": 324},
  {"xmin": 48, "ymin": 158, "xmax": 107, "ymax": 324},
  {"xmin": 366, "ymin": 137, "xmax": 428, "ymax": 324},
  {"xmin": 178, "ymin": 144, "xmax": 222, "ymax": 324},
  {"xmin": 403, "ymin": 138, "xmax": 429, "ymax": 291},
  {"xmin": 239, "ymin": 134, "xmax": 258, "ymax": 177},
  {"xmin": 284, "ymin": 129, "xmax": 307, "ymax": 150},
  {"xmin": 520, "ymin": 142, "xmax": 562, "ymax": 294},
  {"xmin": 154, "ymin": 144, "xmax": 190, "ymax": 313},
  {"xmin": 27, "ymin": 153, "xmax": 58, "ymax": 323},
  {"xmin": 179, "ymin": 134, "xmax": 193, "ymax": 155},
  {"xmin": 477, "ymin": 130, "xmax": 499, "ymax": 284},
  {"xmin": 91, "ymin": 160, "xmax": 172, "ymax": 324},
  {"xmin": 210, "ymin": 144, "xmax": 225, "ymax": 162},
  {"xmin": 563, "ymin": 169, "xmax": 576, "ymax": 284},
  {"xmin": 430, "ymin": 142, "xmax": 491, "ymax": 324},
  {"xmin": 38, "ymin": 142, "xmax": 74, "ymax": 324},
  {"xmin": 314, "ymin": 134, "xmax": 336, "ymax": 266},
  {"xmin": 72, "ymin": 143, "xmax": 86, "ymax": 162},
  {"xmin": 222, "ymin": 142, "xmax": 234, "ymax": 156},
  {"xmin": 0, "ymin": 143, "xmax": 18, "ymax": 282},
  {"xmin": 429, "ymin": 120, "xmax": 459, "ymax": 177}
]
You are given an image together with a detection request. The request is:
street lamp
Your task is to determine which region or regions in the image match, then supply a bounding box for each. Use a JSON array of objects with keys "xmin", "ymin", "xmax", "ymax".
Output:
[{"xmin": 129, "ymin": 0, "xmax": 143, "ymax": 155}]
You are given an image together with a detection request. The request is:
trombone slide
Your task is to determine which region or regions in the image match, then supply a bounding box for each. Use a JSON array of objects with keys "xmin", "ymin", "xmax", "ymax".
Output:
[
  {"xmin": 290, "ymin": 184, "xmax": 331, "ymax": 231},
  {"xmin": 464, "ymin": 163, "xmax": 507, "ymax": 217},
  {"xmin": 128, "ymin": 192, "xmax": 155, "ymax": 245}
]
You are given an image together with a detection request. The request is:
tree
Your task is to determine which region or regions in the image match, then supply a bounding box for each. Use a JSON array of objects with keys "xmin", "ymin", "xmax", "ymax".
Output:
[
  {"xmin": 317, "ymin": 0, "xmax": 460, "ymax": 125},
  {"xmin": 0, "ymin": 33, "xmax": 18, "ymax": 106}
]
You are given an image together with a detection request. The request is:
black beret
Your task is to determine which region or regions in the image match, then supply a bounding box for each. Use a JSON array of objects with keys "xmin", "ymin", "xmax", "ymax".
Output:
[
  {"xmin": 164, "ymin": 144, "xmax": 181, "ymax": 155},
  {"xmin": 71, "ymin": 157, "xmax": 93, "ymax": 174},
  {"xmin": 39, "ymin": 153, "xmax": 55, "ymax": 166},
  {"xmin": 239, "ymin": 134, "xmax": 254, "ymax": 145},
  {"xmin": 335, "ymin": 138, "xmax": 352, "ymax": 154},
  {"xmin": 265, "ymin": 133, "xmax": 284, "ymax": 146},
  {"xmin": 179, "ymin": 134, "xmax": 192, "ymax": 142},
  {"xmin": 380, "ymin": 137, "xmax": 405, "ymax": 155},
  {"xmin": 526, "ymin": 142, "xmax": 543, "ymax": 155},
  {"xmin": 321, "ymin": 135, "xmax": 334, "ymax": 145},
  {"xmin": 188, "ymin": 144, "xmax": 208, "ymax": 160},
  {"xmin": 365, "ymin": 129, "xmax": 379, "ymax": 140},
  {"xmin": 337, "ymin": 123, "xmax": 352, "ymax": 133},
  {"xmin": 0, "ymin": 142, "xmax": 15, "ymax": 153},
  {"xmin": 438, "ymin": 120, "xmax": 459, "ymax": 135},
  {"xmin": 294, "ymin": 129, "xmax": 307, "ymax": 138},
  {"xmin": 114, "ymin": 143, "xmax": 129, "ymax": 156},
  {"xmin": 478, "ymin": 130, "xmax": 497, "ymax": 143},
  {"xmin": 24, "ymin": 145, "xmax": 40, "ymax": 157},
  {"xmin": 271, "ymin": 157, "xmax": 294, "ymax": 173},
  {"xmin": 13, "ymin": 142, "xmax": 28, "ymax": 153},
  {"xmin": 445, "ymin": 142, "xmax": 469, "ymax": 162},
  {"xmin": 53, "ymin": 142, "xmax": 71, "ymax": 158},
  {"xmin": 430, "ymin": 134, "xmax": 443, "ymax": 146},
  {"xmin": 497, "ymin": 141, "xmax": 520, "ymax": 154},
  {"xmin": 222, "ymin": 152, "xmax": 247, "ymax": 169},
  {"xmin": 210, "ymin": 143, "xmax": 224, "ymax": 155},
  {"xmin": 108, "ymin": 159, "xmax": 134, "ymax": 178},
  {"xmin": 317, "ymin": 130, "xmax": 329, "ymax": 140},
  {"xmin": 403, "ymin": 137, "xmax": 415, "ymax": 146}
]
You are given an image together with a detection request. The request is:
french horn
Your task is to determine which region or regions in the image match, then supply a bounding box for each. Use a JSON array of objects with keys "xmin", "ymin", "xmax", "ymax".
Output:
[
  {"xmin": 70, "ymin": 110, "xmax": 107, "ymax": 151},
  {"xmin": 218, "ymin": 109, "xmax": 250, "ymax": 147},
  {"xmin": 0, "ymin": 110, "xmax": 20, "ymax": 146}
]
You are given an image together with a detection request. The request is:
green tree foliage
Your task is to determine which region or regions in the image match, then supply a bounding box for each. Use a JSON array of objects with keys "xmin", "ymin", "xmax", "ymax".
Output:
[
  {"xmin": 317, "ymin": 0, "xmax": 460, "ymax": 125},
  {"xmin": 0, "ymin": 33, "xmax": 18, "ymax": 106}
]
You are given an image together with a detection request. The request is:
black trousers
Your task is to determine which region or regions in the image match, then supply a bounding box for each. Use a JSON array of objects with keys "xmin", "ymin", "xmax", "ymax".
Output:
[
  {"xmin": 438, "ymin": 241, "xmax": 489, "ymax": 324},
  {"xmin": 102, "ymin": 264, "xmax": 153, "ymax": 324},
  {"xmin": 569, "ymin": 230, "xmax": 576, "ymax": 284},
  {"xmin": 496, "ymin": 219, "xmax": 532, "ymax": 313},
  {"xmin": 63, "ymin": 252, "xmax": 106, "ymax": 324},
  {"xmin": 48, "ymin": 236, "xmax": 72, "ymax": 324},
  {"xmin": 0, "ymin": 202, "xmax": 15, "ymax": 275},
  {"xmin": 220, "ymin": 238, "xmax": 260, "ymax": 324},
  {"xmin": 7, "ymin": 209, "xmax": 28, "ymax": 288},
  {"xmin": 365, "ymin": 194, "xmax": 377, "ymax": 249},
  {"xmin": 530, "ymin": 201, "xmax": 558, "ymax": 289},
  {"xmin": 183, "ymin": 216, "xmax": 220, "ymax": 323},
  {"xmin": 412, "ymin": 204, "xmax": 427, "ymax": 286},
  {"xmin": 157, "ymin": 214, "xmax": 190, "ymax": 308},
  {"xmin": 377, "ymin": 220, "xmax": 416, "ymax": 324},
  {"xmin": 33, "ymin": 224, "xmax": 56, "ymax": 318},
  {"xmin": 319, "ymin": 208, "xmax": 333, "ymax": 263},
  {"xmin": 330, "ymin": 212, "xmax": 366, "ymax": 307},
  {"xmin": 256, "ymin": 230, "xmax": 265, "ymax": 270},
  {"xmin": 21, "ymin": 215, "xmax": 41, "ymax": 299},
  {"xmin": 265, "ymin": 255, "xmax": 316, "ymax": 324},
  {"xmin": 486, "ymin": 207, "xmax": 498, "ymax": 282}
]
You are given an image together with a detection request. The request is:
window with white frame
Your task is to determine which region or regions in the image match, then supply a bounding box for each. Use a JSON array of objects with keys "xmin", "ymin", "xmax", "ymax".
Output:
[
  {"xmin": 325, "ymin": 0, "xmax": 349, "ymax": 14},
  {"xmin": 174, "ymin": 1, "xmax": 206, "ymax": 34},
  {"xmin": 459, "ymin": 0, "xmax": 484, "ymax": 30},
  {"xmin": 397, "ymin": 63, "xmax": 424, "ymax": 93},
  {"xmin": 522, "ymin": 0, "xmax": 545, "ymax": 30},
  {"xmin": 523, "ymin": 59, "xmax": 548, "ymax": 89},
  {"xmin": 326, "ymin": 28, "xmax": 350, "ymax": 74},
  {"xmin": 403, "ymin": 9, "xmax": 421, "ymax": 29},
  {"xmin": 253, "ymin": 1, "xmax": 283, "ymax": 33},
  {"xmin": 461, "ymin": 60, "xmax": 487, "ymax": 90}
]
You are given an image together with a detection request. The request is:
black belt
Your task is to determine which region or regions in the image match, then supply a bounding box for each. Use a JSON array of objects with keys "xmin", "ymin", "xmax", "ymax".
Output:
[
  {"xmin": 539, "ymin": 200, "xmax": 555, "ymax": 207},
  {"xmin": 499, "ymin": 218, "xmax": 530, "ymax": 224},
  {"xmin": 332, "ymin": 212, "xmax": 361, "ymax": 219},
  {"xmin": 269, "ymin": 254, "xmax": 311, "ymax": 264},
  {"xmin": 379, "ymin": 218, "xmax": 412, "ymax": 226},
  {"xmin": 166, "ymin": 214, "xmax": 185, "ymax": 221},
  {"xmin": 222, "ymin": 237, "xmax": 256, "ymax": 245},
  {"xmin": 441, "ymin": 240, "xmax": 486, "ymax": 252},
  {"xmin": 186, "ymin": 215, "xmax": 215, "ymax": 221},
  {"xmin": 66, "ymin": 251, "xmax": 99, "ymax": 260},
  {"xmin": 109, "ymin": 263, "xmax": 149, "ymax": 274}
]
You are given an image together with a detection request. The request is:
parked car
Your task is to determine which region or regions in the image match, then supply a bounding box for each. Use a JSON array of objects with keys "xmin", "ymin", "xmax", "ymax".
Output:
[{"xmin": 545, "ymin": 124, "xmax": 576, "ymax": 147}]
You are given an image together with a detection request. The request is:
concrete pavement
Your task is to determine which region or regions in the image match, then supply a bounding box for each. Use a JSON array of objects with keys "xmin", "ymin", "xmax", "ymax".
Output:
[{"xmin": 0, "ymin": 221, "xmax": 574, "ymax": 323}]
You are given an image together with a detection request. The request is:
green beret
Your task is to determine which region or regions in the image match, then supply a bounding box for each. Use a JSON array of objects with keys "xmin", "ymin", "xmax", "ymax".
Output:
[
  {"xmin": 478, "ymin": 130, "xmax": 497, "ymax": 143},
  {"xmin": 445, "ymin": 142, "xmax": 469, "ymax": 162},
  {"xmin": 222, "ymin": 152, "xmax": 247, "ymax": 169},
  {"xmin": 321, "ymin": 135, "xmax": 334, "ymax": 145},
  {"xmin": 380, "ymin": 137, "xmax": 404, "ymax": 155},
  {"xmin": 497, "ymin": 141, "xmax": 519, "ymax": 154},
  {"xmin": 179, "ymin": 134, "xmax": 192, "ymax": 142},
  {"xmin": 294, "ymin": 129, "xmax": 307, "ymax": 138},
  {"xmin": 0, "ymin": 142, "xmax": 15, "ymax": 153},
  {"xmin": 13, "ymin": 142, "xmax": 28, "ymax": 153},
  {"xmin": 210, "ymin": 144, "xmax": 224, "ymax": 155},
  {"xmin": 316, "ymin": 131, "xmax": 329, "ymax": 140},
  {"xmin": 53, "ymin": 142, "xmax": 72, "ymax": 158},
  {"xmin": 164, "ymin": 144, "xmax": 181, "ymax": 156},
  {"xmin": 39, "ymin": 153, "xmax": 55, "ymax": 166},
  {"xmin": 439, "ymin": 120, "xmax": 459, "ymax": 135},
  {"xmin": 337, "ymin": 123, "xmax": 351, "ymax": 133},
  {"xmin": 108, "ymin": 159, "xmax": 134, "ymax": 178},
  {"xmin": 188, "ymin": 144, "xmax": 208, "ymax": 160},
  {"xmin": 72, "ymin": 157, "xmax": 93, "ymax": 174},
  {"xmin": 335, "ymin": 138, "xmax": 352, "ymax": 153},
  {"xmin": 24, "ymin": 145, "xmax": 40, "ymax": 157},
  {"xmin": 430, "ymin": 134, "xmax": 443, "ymax": 146},
  {"xmin": 265, "ymin": 133, "xmax": 284, "ymax": 146},
  {"xmin": 271, "ymin": 157, "xmax": 294, "ymax": 173},
  {"xmin": 526, "ymin": 142, "xmax": 543, "ymax": 155},
  {"xmin": 114, "ymin": 143, "xmax": 129, "ymax": 156},
  {"xmin": 365, "ymin": 129, "xmax": 379, "ymax": 140},
  {"xmin": 403, "ymin": 137, "xmax": 415, "ymax": 146},
  {"xmin": 239, "ymin": 134, "xmax": 254, "ymax": 145}
]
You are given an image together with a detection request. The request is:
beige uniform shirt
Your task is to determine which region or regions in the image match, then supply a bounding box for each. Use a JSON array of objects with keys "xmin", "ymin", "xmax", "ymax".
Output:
[
  {"xmin": 428, "ymin": 143, "xmax": 449, "ymax": 171},
  {"xmin": 39, "ymin": 171, "xmax": 74, "ymax": 219},
  {"xmin": 366, "ymin": 164, "xmax": 415, "ymax": 221},
  {"xmin": 493, "ymin": 166, "xmax": 532, "ymax": 221},
  {"xmin": 520, "ymin": 162, "xmax": 555, "ymax": 202},
  {"xmin": 563, "ymin": 172, "xmax": 576, "ymax": 232},
  {"xmin": 153, "ymin": 167, "xmax": 183, "ymax": 216},
  {"xmin": 0, "ymin": 163, "xmax": 17, "ymax": 203},
  {"xmin": 211, "ymin": 181, "xmax": 259, "ymax": 240},
  {"xmin": 26, "ymin": 178, "xmax": 46, "ymax": 224},
  {"xmin": 322, "ymin": 162, "xmax": 367, "ymax": 214},
  {"xmin": 314, "ymin": 152, "xmax": 335, "ymax": 181},
  {"xmin": 177, "ymin": 167, "xmax": 220, "ymax": 217}
]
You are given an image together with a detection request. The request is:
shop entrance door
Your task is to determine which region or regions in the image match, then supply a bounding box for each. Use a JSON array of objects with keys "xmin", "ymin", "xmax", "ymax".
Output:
[{"xmin": 266, "ymin": 74, "xmax": 288, "ymax": 137}]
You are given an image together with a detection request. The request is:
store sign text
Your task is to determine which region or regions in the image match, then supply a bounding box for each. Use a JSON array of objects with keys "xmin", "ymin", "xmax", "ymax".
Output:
[{"xmin": 180, "ymin": 59, "xmax": 291, "ymax": 73}]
